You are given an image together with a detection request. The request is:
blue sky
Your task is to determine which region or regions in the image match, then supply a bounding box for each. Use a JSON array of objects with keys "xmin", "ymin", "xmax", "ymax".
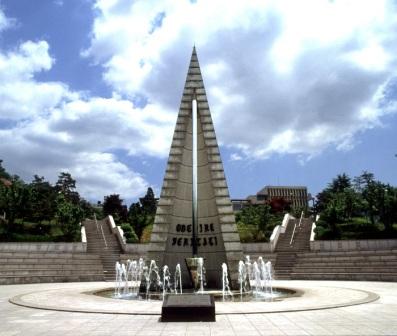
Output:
[{"xmin": 0, "ymin": 0, "xmax": 396, "ymax": 204}]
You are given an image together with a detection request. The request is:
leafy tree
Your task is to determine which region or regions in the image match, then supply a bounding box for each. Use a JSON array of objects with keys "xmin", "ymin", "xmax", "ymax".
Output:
[
  {"xmin": 0, "ymin": 176, "xmax": 30, "ymax": 237},
  {"xmin": 55, "ymin": 194, "xmax": 83, "ymax": 241},
  {"xmin": 316, "ymin": 174, "xmax": 354, "ymax": 213},
  {"xmin": 380, "ymin": 185, "xmax": 397, "ymax": 232},
  {"xmin": 103, "ymin": 194, "xmax": 128, "ymax": 222},
  {"xmin": 127, "ymin": 188, "xmax": 157, "ymax": 239},
  {"xmin": 55, "ymin": 172, "xmax": 80, "ymax": 204},
  {"xmin": 0, "ymin": 160, "xmax": 11, "ymax": 179},
  {"xmin": 120, "ymin": 223, "xmax": 139, "ymax": 243},
  {"xmin": 79, "ymin": 198, "xmax": 95, "ymax": 219},
  {"xmin": 316, "ymin": 171, "xmax": 397, "ymax": 239},
  {"xmin": 27, "ymin": 175, "xmax": 57, "ymax": 223},
  {"xmin": 329, "ymin": 173, "xmax": 351, "ymax": 193},
  {"xmin": 139, "ymin": 187, "xmax": 157, "ymax": 215},
  {"xmin": 235, "ymin": 204, "xmax": 273, "ymax": 240},
  {"xmin": 268, "ymin": 197, "xmax": 291, "ymax": 213},
  {"xmin": 128, "ymin": 202, "xmax": 146, "ymax": 239}
]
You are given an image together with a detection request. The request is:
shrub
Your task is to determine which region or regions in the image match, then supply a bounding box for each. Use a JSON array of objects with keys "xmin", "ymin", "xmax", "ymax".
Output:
[{"xmin": 120, "ymin": 223, "xmax": 139, "ymax": 243}]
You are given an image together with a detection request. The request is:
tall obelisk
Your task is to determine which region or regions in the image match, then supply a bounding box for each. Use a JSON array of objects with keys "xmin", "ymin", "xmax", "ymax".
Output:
[{"xmin": 147, "ymin": 47, "xmax": 244, "ymax": 289}]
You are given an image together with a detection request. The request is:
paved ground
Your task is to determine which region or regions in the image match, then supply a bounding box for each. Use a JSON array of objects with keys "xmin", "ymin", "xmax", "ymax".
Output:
[{"xmin": 0, "ymin": 280, "xmax": 396, "ymax": 336}]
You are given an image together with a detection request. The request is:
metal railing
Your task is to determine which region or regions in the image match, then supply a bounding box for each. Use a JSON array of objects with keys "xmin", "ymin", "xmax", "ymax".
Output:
[
  {"xmin": 298, "ymin": 211, "xmax": 304, "ymax": 227},
  {"xmin": 94, "ymin": 213, "xmax": 108, "ymax": 249},
  {"xmin": 290, "ymin": 211, "xmax": 304, "ymax": 245}
]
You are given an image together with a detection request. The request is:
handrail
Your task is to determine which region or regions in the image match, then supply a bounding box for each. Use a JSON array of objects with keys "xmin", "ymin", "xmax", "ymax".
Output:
[
  {"xmin": 289, "ymin": 221, "xmax": 297, "ymax": 245},
  {"xmin": 94, "ymin": 213, "xmax": 99, "ymax": 232},
  {"xmin": 94, "ymin": 214, "xmax": 108, "ymax": 249},
  {"xmin": 298, "ymin": 211, "xmax": 304, "ymax": 227},
  {"xmin": 291, "ymin": 211, "xmax": 305, "ymax": 245}
]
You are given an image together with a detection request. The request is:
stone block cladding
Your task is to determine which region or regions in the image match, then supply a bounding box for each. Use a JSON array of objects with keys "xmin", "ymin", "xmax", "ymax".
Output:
[{"xmin": 147, "ymin": 47, "xmax": 244, "ymax": 289}]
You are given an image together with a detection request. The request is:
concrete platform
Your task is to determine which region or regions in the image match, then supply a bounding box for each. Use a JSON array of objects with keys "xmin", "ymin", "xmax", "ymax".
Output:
[
  {"xmin": 1, "ymin": 280, "xmax": 396, "ymax": 335},
  {"xmin": 8, "ymin": 281, "xmax": 379, "ymax": 315}
]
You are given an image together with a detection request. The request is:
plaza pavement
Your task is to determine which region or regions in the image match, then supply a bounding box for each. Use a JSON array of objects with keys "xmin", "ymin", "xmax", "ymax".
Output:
[{"xmin": 0, "ymin": 280, "xmax": 396, "ymax": 336}]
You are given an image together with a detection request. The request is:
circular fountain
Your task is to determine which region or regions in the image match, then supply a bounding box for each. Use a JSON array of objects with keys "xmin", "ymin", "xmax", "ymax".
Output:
[{"xmin": 93, "ymin": 256, "xmax": 297, "ymax": 303}]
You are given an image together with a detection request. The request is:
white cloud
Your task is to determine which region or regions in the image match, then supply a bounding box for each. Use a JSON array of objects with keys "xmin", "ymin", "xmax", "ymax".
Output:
[
  {"xmin": 230, "ymin": 153, "xmax": 243, "ymax": 161},
  {"xmin": 0, "ymin": 41, "xmax": 74, "ymax": 120},
  {"xmin": 53, "ymin": 0, "xmax": 64, "ymax": 6},
  {"xmin": 0, "ymin": 7, "xmax": 14, "ymax": 32},
  {"xmin": 70, "ymin": 152, "xmax": 148, "ymax": 201},
  {"xmin": 84, "ymin": 0, "xmax": 397, "ymax": 161},
  {"xmin": 2, "ymin": 1, "xmax": 397, "ymax": 201},
  {"xmin": 0, "ymin": 37, "xmax": 174, "ymax": 201}
]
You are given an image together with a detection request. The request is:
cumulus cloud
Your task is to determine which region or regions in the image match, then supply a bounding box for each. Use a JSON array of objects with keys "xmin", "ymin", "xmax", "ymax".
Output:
[
  {"xmin": 85, "ymin": 0, "xmax": 397, "ymax": 160},
  {"xmin": 0, "ymin": 24, "xmax": 174, "ymax": 200},
  {"xmin": 2, "ymin": 1, "xmax": 397, "ymax": 201},
  {"xmin": 0, "ymin": 40, "xmax": 76, "ymax": 120}
]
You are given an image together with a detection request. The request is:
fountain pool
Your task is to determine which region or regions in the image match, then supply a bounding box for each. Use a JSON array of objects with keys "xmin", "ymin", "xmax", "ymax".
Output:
[
  {"xmin": 93, "ymin": 256, "xmax": 298, "ymax": 303},
  {"xmin": 93, "ymin": 286, "xmax": 298, "ymax": 302}
]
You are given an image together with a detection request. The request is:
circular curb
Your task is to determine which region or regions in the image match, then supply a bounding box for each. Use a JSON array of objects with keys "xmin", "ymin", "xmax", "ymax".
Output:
[{"xmin": 9, "ymin": 284, "xmax": 380, "ymax": 316}]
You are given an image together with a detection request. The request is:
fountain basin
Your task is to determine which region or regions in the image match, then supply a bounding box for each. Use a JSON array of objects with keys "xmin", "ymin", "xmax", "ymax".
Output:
[{"xmin": 93, "ymin": 286, "xmax": 299, "ymax": 302}]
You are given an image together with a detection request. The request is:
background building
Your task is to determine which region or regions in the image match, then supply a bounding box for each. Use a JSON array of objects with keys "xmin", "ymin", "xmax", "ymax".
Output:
[{"xmin": 232, "ymin": 186, "xmax": 308, "ymax": 211}]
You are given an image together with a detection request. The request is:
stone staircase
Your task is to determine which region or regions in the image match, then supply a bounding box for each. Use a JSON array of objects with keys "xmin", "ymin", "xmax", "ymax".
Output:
[
  {"xmin": 84, "ymin": 218, "xmax": 123, "ymax": 281},
  {"xmin": 274, "ymin": 216, "xmax": 312, "ymax": 280},
  {"xmin": 290, "ymin": 249, "xmax": 397, "ymax": 281},
  {"xmin": 0, "ymin": 251, "xmax": 104, "ymax": 285}
]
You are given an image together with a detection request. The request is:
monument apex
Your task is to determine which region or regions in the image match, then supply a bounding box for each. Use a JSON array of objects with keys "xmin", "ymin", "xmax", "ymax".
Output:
[{"xmin": 147, "ymin": 47, "xmax": 244, "ymax": 289}]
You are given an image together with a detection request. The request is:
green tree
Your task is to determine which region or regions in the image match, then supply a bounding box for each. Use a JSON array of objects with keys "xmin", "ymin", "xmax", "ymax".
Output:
[
  {"xmin": 0, "ymin": 160, "xmax": 11, "ymax": 179},
  {"xmin": 79, "ymin": 198, "xmax": 95, "ymax": 219},
  {"xmin": 316, "ymin": 171, "xmax": 397, "ymax": 239},
  {"xmin": 139, "ymin": 187, "xmax": 157, "ymax": 215},
  {"xmin": 380, "ymin": 186, "xmax": 397, "ymax": 232},
  {"xmin": 128, "ymin": 202, "xmax": 146, "ymax": 239},
  {"xmin": 316, "ymin": 173, "xmax": 354, "ymax": 213},
  {"xmin": 55, "ymin": 172, "xmax": 80, "ymax": 204},
  {"xmin": 329, "ymin": 173, "xmax": 352, "ymax": 193},
  {"xmin": 235, "ymin": 204, "xmax": 273, "ymax": 240},
  {"xmin": 127, "ymin": 188, "xmax": 157, "ymax": 240},
  {"xmin": 55, "ymin": 194, "xmax": 83, "ymax": 241},
  {"xmin": 0, "ymin": 176, "xmax": 30, "ymax": 237},
  {"xmin": 103, "ymin": 194, "xmax": 127, "ymax": 222},
  {"xmin": 120, "ymin": 223, "xmax": 139, "ymax": 243},
  {"xmin": 316, "ymin": 194, "xmax": 345, "ymax": 239},
  {"xmin": 27, "ymin": 175, "xmax": 57, "ymax": 223}
]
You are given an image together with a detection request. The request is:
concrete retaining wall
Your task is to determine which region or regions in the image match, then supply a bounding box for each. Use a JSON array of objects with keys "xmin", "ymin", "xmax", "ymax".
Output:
[
  {"xmin": 123, "ymin": 242, "xmax": 272, "ymax": 256},
  {"xmin": 0, "ymin": 242, "xmax": 86, "ymax": 252},
  {"xmin": 124, "ymin": 243, "xmax": 149, "ymax": 255},
  {"xmin": 242, "ymin": 242, "xmax": 272, "ymax": 254},
  {"xmin": 2, "ymin": 239, "xmax": 395, "ymax": 255},
  {"xmin": 310, "ymin": 239, "xmax": 397, "ymax": 252}
]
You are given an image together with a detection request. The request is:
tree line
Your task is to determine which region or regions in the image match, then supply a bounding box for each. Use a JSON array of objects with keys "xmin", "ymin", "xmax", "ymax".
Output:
[
  {"xmin": 0, "ymin": 160, "xmax": 90, "ymax": 241},
  {"xmin": 1, "ymin": 157, "xmax": 396, "ymax": 243},
  {"xmin": 314, "ymin": 172, "xmax": 397, "ymax": 239},
  {"xmin": 233, "ymin": 172, "xmax": 397, "ymax": 242},
  {"xmin": 235, "ymin": 197, "xmax": 295, "ymax": 242},
  {"xmin": 100, "ymin": 189, "xmax": 157, "ymax": 243},
  {"xmin": 0, "ymin": 160, "xmax": 156, "ymax": 242}
]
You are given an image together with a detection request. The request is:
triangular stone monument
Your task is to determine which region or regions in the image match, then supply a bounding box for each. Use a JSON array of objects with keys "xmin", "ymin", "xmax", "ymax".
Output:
[{"xmin": 148, "ymin": 47, "xmax": 244, "ymax": 289}]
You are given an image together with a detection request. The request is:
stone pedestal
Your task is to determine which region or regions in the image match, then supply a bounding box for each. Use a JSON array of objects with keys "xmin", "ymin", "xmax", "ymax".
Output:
[{"xmin": 161, "ymin": 294, "xmax": 215, "ymax": 322}]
